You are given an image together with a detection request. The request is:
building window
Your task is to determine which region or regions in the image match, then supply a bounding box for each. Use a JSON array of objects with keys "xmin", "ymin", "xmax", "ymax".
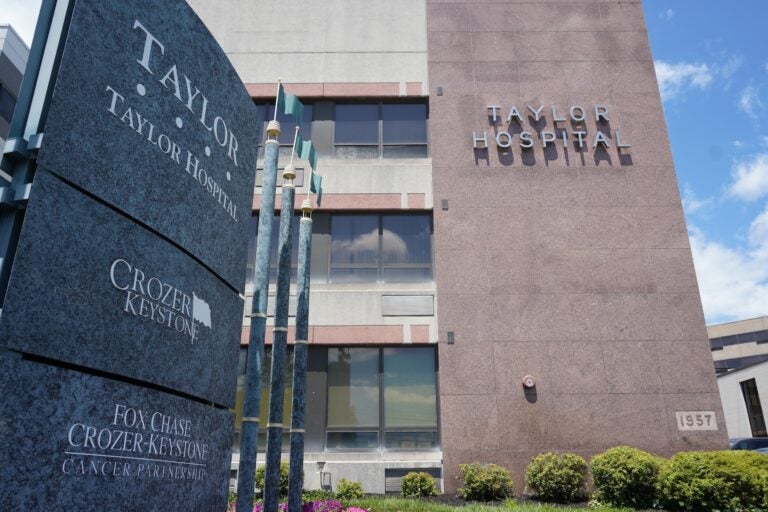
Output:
[
  {"xmin": 326, "ymin": 347, "xmax": 438, "ymax": 451},
  {"xmin": 740, "ymin": 378, "xmax": 767, "ymax": 437},
  {"xmin": 330, "ymin": 214, "xmax": 432, "ymax": 283},
  {"xmin": 253, "ymin": 100, "xmax": 428, "ymax": 160},
  {"xmin": 334, "ymin": 102, "xmax": 428, "ymax": 159}
]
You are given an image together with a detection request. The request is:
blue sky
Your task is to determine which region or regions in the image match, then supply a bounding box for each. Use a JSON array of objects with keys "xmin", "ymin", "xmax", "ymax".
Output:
[
  {"xmin": 2, "ymin": 0, "xmax": 766, "ymax": 325},
  {"xmin": 644, "ymin": 1, "xmax": 768, "ymax": 324}
]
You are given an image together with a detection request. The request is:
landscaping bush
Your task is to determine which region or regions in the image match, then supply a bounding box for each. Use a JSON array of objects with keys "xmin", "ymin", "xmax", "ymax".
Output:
[
  {"xmin": 255, "ymin": 462, "xmax": 290, "ymax": 498},
  {"xmin": 656, "ymin": 450, "xmax": 768, "ymax": 511},
  {"xmin": 335, "ymin": 478, "xmax": 364, "ymax": 500},
  {"xmin": 525, "ymin": 452, "xmax": 587, "ymax": 503},
  {"xmin": 302, "ymin": 489, "xmax": 337, "ymax": 502},
  {"xmin": 590, "ymin": 446, "xmax": 663, "ymax": 509},
  {"xmin": 401, "ymin": 471, "xmax": 439, "ymax": 498},
  {"xmin": 458, "ymin": 463, "xmax": 514, "ymax": 501}
]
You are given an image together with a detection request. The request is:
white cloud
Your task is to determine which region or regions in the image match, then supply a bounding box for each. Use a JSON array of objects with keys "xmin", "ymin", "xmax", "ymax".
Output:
[
  {"xmin": 738, "ymin": 85, "xmax": 764, "ymax": 119},
  {"xmin": 682, "ymin": 184, "xmax": 713, "ymax": 215},
  {"xmin": 659, "ymin": 8, "xmax": 675, "ymax": 21},
  {"xmin": 732, "ymin": 140, "xmax": 745, "ymax": 149},
  {"xmin": 761, "ymin": 136, "xmax": 768, "ymax": 148},
  {"xmin": 0, "ymin": 0, "xmax": 43, "ymax": 47},
  {"xmin": 689, "ymin": 215, "xmax": 768, "ymax": 324},
  {"xmin": 749, "ymin": 207, "xmax": 768, "ymax": 249},
  {"xmin": 717, "ymin": 54, "xmax": 744, "ymax": 82},
  {"xmin": 729, "ymin": 153, "xmax": 768, "ymax": 201},
  {"xmin": 654, "ymin": 61, "xmax": 713, "ymax": 101}
]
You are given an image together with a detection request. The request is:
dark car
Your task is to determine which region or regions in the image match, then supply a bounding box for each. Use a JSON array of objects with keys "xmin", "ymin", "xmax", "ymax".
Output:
[{"xmin": 729, "ymin": 437, "xmax": 768, "ymax": 450}]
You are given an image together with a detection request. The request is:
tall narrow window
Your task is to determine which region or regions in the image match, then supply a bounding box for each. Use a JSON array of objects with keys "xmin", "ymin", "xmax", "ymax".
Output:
[
  {"xmin": 381, "ymin": 215, "xmax": 432, "ymax": 283},
  {"xmin": 740, "ymin": 378, "xmax": 767, "ymax": 437},
  {"xmin": 383, "ymin": 347, "xmax": 438, "ymax": 449},
  {"xmin": 326, "ymin": 348, "xmax": 380, "ymax": 449},
  {"xmin": 326, "ymin": 347, "xmax": 439, "ymax": 451}
]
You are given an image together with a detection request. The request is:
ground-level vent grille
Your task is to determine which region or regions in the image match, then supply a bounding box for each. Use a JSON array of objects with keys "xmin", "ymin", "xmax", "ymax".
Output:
[{"xmin": 384, "ymin": 468, "xmax": 442, "ymax": 494}]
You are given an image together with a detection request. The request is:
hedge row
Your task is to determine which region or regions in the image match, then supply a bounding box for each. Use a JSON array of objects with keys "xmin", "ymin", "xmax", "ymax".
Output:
[{"xmin": 457, "ymin": 446, "xmax": 768, "ymax": 511}]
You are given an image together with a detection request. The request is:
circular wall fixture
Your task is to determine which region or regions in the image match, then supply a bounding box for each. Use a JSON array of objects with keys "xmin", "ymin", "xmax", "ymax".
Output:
[{"xmin": 522, "ymin": 375, "xmax": 536, "ymax": 389}]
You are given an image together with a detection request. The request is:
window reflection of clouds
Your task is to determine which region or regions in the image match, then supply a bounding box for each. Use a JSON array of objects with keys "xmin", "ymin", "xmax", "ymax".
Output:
[
  {"xmin": 330, "ymin": 228, "xmax": 408, "ymax": 260},
  {"xmin": 329, "ymin": 215, "xmax": 432, "ymax": 283},
  {"xmin": 384, "ymin": 347, "xmax": 437, "ymax": 427},
  {"xmin": 385, "ymin": 386, "xmax": 438, "ymax": 406},
  {"xmin": 328, "ymin": 348, "xmax": 379, "ymax": 428}
]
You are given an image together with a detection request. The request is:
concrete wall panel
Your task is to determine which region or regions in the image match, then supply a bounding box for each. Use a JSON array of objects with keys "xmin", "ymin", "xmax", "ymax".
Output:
[
  {"xmin": 428, "ymin": 0, "xmax": 727, "ymax": 491},
  {"xmin": 189, "ymin": 0, "xmax": 428, "ymax": 88}
]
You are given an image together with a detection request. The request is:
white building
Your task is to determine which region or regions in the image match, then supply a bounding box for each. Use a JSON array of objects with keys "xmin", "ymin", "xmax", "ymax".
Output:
[{"xmin": 717, "ymin": 359, "xmax": 768, "ymax": 439}]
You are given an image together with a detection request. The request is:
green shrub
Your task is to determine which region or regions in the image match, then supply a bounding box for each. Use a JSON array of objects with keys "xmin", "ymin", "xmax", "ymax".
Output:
[
  {"xmin": 336, "ymin": 478, "xmax": 364, "ymax": 500},
  {"xmin": 458, "ymin": 463, "xmax": 514, "ymax": 501},
  {"xmin": 254, "ymin": 462, "xmax": 290, "ymax": 498},
  {"xmin": 525, "ymin": 452, "xmax": 587, "ymax": 503},
  {"xmin": 656, "ymin": 450, "xmax": 768, "ymax": 511},
  {"xmin": 401, "ymin": 471, "xmax": 439, "ymax": 498},
  {"xmin": 590, "ymin": 446, "xmax": 663, "ymax": 509},
  {"xmin": 302, "ymin": 488, "xmax": 337, "ymax": 502}
]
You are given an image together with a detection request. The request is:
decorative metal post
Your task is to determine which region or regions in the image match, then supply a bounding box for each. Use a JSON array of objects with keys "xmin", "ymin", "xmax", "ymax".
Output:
[
  {"xmin": 264, "ymin": 128, "xmax": 299, "ymax": 512},
  {"xmin": 287, "ymin": 197, "xmax": 313, "ymax": 512},
  {"xmin": 236, "ymin": 82, "xmax": 282, "ymax": 512},
  {"xmin": 0, "ymin": 0, "xmax": 58, "ymax": 307}
]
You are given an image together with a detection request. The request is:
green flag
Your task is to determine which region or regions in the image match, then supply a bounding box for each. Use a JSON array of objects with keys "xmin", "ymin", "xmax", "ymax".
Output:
[
  {"xmin": 311, "ymin": 172, "xmax": 323, "ymax": 206},
  {"xmin": 283, "ymin": 91, "xmax": 320, "ymax": 204},
  {"xmin": 284, "ymin": 93, "xmax": 304, "ymax": 124},
  {"xmin": 296, "ymin": 135, "xmax": 312, "ymax": 161},
  {"xmin": 307, "ymin": 144, "xmax": 317, "ymax": 171},
  {"xmin": 275, "ymin": 83, "xmax": 305, "ymax": 123},
  {"xmin": 296, "ymin": 135, "xmax": 317, "ymax": 170}
]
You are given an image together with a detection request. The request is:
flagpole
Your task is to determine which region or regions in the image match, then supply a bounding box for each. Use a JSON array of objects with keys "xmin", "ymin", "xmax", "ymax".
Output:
[
  {"xmin": 236, "ymin": 81, "xmax": 282, "ymax": 512},
  {"xmin": 263, "ymin": 127, "xmax": 299, "ymax": 512},
  {"xmin": 273, "ymin": 79, "xmax": 281, "ymax": 121},
  {"xmin": 287, "ymin": 194, "xmax": 312, "ymax": 512}
]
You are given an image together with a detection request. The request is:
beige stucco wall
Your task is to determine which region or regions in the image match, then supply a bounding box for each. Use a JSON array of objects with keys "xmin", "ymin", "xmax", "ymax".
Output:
[{"xmin": 187, "ymin": 0, "xmax": 428, "ymax": 90}]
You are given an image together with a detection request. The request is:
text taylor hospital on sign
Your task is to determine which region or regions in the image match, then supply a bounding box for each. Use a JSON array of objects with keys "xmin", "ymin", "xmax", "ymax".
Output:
[{"xmin": 473, "ymin": 104, "xmax": 632, "ymax": 155}]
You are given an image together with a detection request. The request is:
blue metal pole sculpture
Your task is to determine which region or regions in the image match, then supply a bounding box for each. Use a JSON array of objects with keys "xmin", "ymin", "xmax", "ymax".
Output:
[
  {"xmin": 236, "ymin": 83, "xmax": 282, "ymax": 512},
  {"xmin": 287, "ymin": 197, "xmax": 313, "ymax": 512},
  {"xmin": 264, "ymin": 128, "xmax": 299, "ymax": 512}
]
